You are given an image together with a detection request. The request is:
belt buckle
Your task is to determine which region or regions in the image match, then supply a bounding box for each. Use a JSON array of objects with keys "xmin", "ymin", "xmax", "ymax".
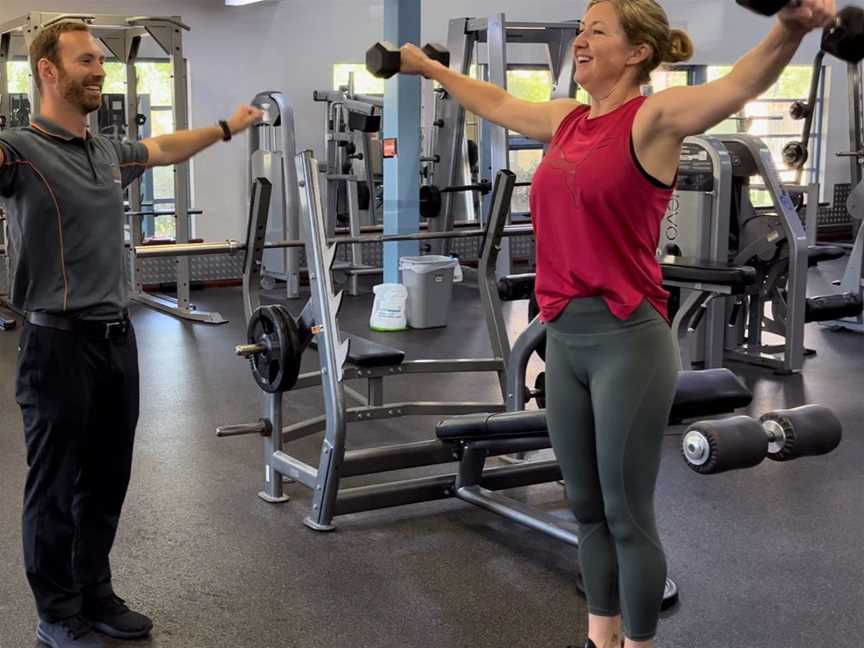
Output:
[{"xmin": 104, "ymin": 321, "xmax": 126, "ymax": 339}]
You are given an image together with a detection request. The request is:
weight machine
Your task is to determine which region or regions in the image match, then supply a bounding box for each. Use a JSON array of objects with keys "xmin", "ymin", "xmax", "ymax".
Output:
[{"xmin": 660, "ymin": 135, "xmax": 862, "ymax": 373}]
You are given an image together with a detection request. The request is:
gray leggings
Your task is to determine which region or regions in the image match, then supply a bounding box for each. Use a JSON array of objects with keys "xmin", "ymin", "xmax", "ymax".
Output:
[{"xmin": 545, "ymin": 297, "xmax": 678, "ymax": 642}]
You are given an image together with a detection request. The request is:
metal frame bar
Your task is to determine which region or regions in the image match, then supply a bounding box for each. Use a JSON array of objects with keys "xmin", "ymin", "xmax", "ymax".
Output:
[
  {"xmin": 250, "ymin": 91, "xmax": 301, "ymax": 299},
  {"xmin": 724, "ymin": 135, "xmax": 808, "ymax": 373}
]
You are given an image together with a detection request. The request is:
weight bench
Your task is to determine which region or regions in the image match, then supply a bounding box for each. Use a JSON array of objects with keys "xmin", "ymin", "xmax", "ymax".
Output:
[{"xmin": 434, "ymin": 367, "xmax": 752, "ymax": 610}]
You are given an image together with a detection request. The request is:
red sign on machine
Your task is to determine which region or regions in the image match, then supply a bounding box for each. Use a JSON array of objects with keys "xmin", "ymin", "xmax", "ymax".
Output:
[{"xmin": 383, "ymin": 138, "xmax": 398, "ymax": 158}]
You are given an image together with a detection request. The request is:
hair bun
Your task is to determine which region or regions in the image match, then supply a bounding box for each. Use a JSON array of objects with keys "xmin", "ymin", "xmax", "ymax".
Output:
[{"xmin": 666, "ymin": 29, "xmax": 694, "ymax": 63}]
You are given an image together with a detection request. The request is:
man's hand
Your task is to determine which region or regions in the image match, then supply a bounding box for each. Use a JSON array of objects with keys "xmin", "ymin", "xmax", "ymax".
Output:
[
  {"xmin": 226, "ymin": 105, "xmax": 264, "ymax": 136},
  {"xmin": 778, "ymin": 0, "xmax": 836, "ymax": 34}
]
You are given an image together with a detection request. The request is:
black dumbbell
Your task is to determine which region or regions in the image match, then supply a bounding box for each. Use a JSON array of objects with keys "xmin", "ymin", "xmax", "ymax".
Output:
[
  {"xmin": 737, "ymin": 1, "xmax": 864, "ymax": 63},
  {"xmin": 735, "ymin": 0, "xmax": 795, "ymax": 16},
  {"xmin": 366, "ymin": 41, "xmax": 450, "ymax": 79},
  {"xmin": 822, "ymin": 6, "xmax": 864, "ymax": 64}
]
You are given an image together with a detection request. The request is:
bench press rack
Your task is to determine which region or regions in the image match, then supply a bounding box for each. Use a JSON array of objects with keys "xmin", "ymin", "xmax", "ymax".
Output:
[{"xmin": 216, "ymin": 148, "xmax": 785, "ymax": 608}]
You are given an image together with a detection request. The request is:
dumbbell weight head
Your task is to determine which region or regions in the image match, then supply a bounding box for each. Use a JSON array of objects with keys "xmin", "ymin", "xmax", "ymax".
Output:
[
  {"xmin": 366, "ymin": 41, "xmax": 402, "ymax": 79},
  {"xmin": 782, "ymin": 140, "xmax": 808, "ymax": 169},
  {"xmin": 735, "ymin": 0, "xmax": 794, "ymax": 17},
  {"xmin": 422, "ymin": 43, "xmax": 451, "ymax": 68},
  {"xmin": 821, "ymin": 6, "xmax": 864, "ymax": 64}
]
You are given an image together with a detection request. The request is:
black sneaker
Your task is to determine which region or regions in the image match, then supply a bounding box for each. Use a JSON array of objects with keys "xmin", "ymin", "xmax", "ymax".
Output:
[
  {"xmin": 82, "ymin": 593, "xmax": 153, "ymax": 639},
  {"xmin": 36, "ymin": 616, "xmax": 104, "ymax": 647}
]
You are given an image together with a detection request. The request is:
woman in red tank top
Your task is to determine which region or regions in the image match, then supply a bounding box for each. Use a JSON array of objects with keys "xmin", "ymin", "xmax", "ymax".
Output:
[{"xmin": 397, "ymin": 2, "xmax": 835, "ymax": 647}]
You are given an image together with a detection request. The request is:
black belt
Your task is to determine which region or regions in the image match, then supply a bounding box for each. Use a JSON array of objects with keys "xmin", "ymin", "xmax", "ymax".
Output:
[{"xmin": 26, "ymin": 311, "xmax": 130, "ymax": 339}]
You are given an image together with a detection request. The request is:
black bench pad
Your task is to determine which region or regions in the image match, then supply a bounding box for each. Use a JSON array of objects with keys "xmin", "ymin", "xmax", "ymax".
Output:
[
  {"xmin": 436, "ymin": 368, "xmax": 752, "ymax": 443},
  {"xmin": 668, "ymin": 368, "xmax": 752, "ymax": 423},
  {"xmin": 658, "ymin": 257, "xmax": 757, "ymax": 290},
  {"xmin": 497, "ymin": 260, "xmax": 757, "ymax": 304},
  {"xmin": 310, "ymin": 334, "xmax": 405, "ymax": 368}
]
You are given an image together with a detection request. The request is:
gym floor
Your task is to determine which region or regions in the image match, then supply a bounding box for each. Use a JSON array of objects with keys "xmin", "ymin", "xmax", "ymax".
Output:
[{"xmin": 1, "ymin": 259, "xmax": 862, "ymax": 648}]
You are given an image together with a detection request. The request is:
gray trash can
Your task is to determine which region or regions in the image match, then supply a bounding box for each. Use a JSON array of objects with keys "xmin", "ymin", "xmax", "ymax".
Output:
[{"xmin": 399, "ymin": 255, "xmax": 458, "ymax": 328}]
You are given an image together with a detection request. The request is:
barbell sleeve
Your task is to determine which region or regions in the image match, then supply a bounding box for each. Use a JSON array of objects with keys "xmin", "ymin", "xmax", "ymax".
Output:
[{"xmin": 235, "ymin": 343, "xmax": 267, "ymax": 357}]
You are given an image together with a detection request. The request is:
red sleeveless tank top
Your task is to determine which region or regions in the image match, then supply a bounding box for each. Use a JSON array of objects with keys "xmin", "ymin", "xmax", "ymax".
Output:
[{"xmin": 529, "ymin": 95, "xmax": 674, "ymax": 322}]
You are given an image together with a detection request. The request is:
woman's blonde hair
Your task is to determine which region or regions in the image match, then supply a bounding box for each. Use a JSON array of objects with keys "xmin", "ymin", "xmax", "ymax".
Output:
[{"xmin": 587, "ymin": 0, "xmax": 694, "ymax": 84}]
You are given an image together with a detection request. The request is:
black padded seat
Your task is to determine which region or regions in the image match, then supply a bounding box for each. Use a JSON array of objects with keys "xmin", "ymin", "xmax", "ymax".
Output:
[
  {"xmin": 436, "ymin": 369, "xmax": 752, "ymax": 443},
  {"xmin": 497, "ymin": 259, "xmax": 758, "ymax": 303},
  {"xmin": 310, "ymin": 334, "xmax": 405, "ymax": 368},
  {"xmin": 659, "ymin": 256, "xmax": 757, "ymax": 291},
  {"xmin": 808, "ymin": 245, "xmax": 846, "ymax": 267},
  {"xmin": 436, "ymin": 410, "xmax": 548, "ymax": 442},
  {"xmin": 669, "ymin": 368, "xmax": 752, "ymax": 423}
]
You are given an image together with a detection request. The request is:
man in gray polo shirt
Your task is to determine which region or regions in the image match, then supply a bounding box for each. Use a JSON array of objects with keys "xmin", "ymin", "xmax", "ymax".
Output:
[{"xmin": 0, "ymin": 21, "xmax": 261, "ymax": 648}]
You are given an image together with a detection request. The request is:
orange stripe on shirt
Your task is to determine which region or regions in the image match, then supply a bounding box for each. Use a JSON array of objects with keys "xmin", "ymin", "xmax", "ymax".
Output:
[{"xmin": 11, "ymin": 160, "xmax": 71, "ymax": 311}]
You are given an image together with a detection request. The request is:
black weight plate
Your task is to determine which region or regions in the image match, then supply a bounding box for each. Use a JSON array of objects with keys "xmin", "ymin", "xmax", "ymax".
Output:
[
  {"xmin": 271, "ymin": 305, "xmax": 302, "ymax": 392},
  {"xmin": 246, "ymin": 305, "xmax": 294, "ymax": 393}
]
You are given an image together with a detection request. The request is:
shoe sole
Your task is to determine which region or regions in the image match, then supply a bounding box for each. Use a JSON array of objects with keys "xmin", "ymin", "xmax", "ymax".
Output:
[
  {"xmin": 87, "ymin": 620, "xmax": 152, "ymax": 640},
  {"xmin": 35, "ymin": 626, "xmax": 55, "ymax": 647}
]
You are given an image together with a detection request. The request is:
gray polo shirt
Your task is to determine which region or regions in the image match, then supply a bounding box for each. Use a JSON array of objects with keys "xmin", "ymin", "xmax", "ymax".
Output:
[{"xmin": 0, "ymin": 115, "xmax": 149, "ymax": 318}]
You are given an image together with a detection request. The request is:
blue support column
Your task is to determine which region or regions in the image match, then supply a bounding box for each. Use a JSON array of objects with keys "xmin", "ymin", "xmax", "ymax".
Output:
[{"xmin": 383, "ymin": 0, "xmax": 421, "ymax": 283}]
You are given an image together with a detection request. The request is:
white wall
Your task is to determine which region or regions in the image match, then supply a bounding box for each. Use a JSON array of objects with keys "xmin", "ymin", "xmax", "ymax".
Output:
[{"xmin": 1, "ymin": 1, "xmax": 857, "ymax": 240}]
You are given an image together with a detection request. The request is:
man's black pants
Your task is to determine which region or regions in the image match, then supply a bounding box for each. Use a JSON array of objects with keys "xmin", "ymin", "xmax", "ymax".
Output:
[{"xmin": 16, "ymin": 319, "xmax": 139, "ymax": 622}]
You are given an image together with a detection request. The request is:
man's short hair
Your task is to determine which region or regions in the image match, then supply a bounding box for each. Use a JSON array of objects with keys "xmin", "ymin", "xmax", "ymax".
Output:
[{"xmin": 29, "ymin": 22, "xmax": 91, "ymax": 93}]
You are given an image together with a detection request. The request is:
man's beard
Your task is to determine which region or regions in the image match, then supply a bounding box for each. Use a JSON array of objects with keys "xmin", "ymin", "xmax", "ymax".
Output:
[{"xmin": 58, "ymin": 67, "xmax": 102, "ymax": 114}]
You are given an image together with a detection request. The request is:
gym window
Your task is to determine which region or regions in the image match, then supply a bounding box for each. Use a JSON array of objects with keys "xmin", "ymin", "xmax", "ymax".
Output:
[
  {"xmin": 7, "ymin": 60, "xmax": 29, "ymax": 92},
  {"xmin": 4, "ymin": 60, "xmax": 178, "ymax": 238},
  {"xmin": 332, "ymin": 64, "xmax": 384, "ymax": 95},
  {"xmin": 706, "ymin": 64, "xmax": 823, "ymax": 204},
  {"xmin": 507, "ymin": 67, "xmax": 553, "ymax": 215},
  {"xmin": 133, "ymin": 62, "xmax": 177, "ymax": 239}
]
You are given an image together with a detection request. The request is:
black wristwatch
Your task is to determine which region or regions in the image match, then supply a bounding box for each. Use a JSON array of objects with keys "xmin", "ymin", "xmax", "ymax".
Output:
[{"xmin": 218, "ymin": 120, "xmax": 232, "ymax": 142}]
